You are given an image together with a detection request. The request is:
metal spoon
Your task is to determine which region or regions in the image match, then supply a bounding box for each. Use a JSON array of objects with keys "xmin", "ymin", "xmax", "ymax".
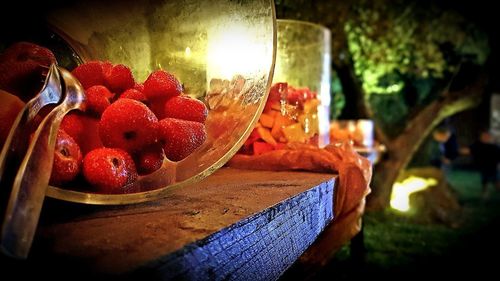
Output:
[
  {"xmin": 0, "ymin": 63, "xmax": 62, "ymax": 185},
  {"xmin": 0, "ymin": 66, "xmax": 86, "ymax": 258}
]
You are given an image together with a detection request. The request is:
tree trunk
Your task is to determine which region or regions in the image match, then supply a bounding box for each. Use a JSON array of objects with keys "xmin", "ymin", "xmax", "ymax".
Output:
[
  {"xmin": 366, "ymin": 73, "xmax": 488, "ymax": 211},
  {"xmin": 335, "ymin": 59, "xmax": 370, "ymax": 120}
]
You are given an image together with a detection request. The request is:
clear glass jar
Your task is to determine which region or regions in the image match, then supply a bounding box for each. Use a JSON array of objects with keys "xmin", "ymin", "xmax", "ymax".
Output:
[{"xmin": 240, "ymin": 19, "xmax": 331, "ymax": 156}]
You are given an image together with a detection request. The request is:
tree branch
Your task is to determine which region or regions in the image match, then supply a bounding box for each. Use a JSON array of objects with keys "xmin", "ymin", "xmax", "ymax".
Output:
[
  {"xmin": 393, "ymin": 72, "xmax": 487, "ymax": 170},
  {"xmin": 368, "ymin": 72, "xmax": 488, "ymax": 211}
]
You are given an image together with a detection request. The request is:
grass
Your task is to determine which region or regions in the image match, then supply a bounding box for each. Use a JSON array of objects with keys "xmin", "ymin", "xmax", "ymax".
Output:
[{"xmin": 315, "ymin": 168, "xmax": 500, "ymax": 280}]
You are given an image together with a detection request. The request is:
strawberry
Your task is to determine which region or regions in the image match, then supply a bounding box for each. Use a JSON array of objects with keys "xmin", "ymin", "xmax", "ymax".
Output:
[
  {"xmin": 99, "ymin": 98, "xmax": 158, "ymax": 153},
  {"xmin": 133, "ymin": 82, "xmax": 144, "ymax": 92},
  {"xmin": 158, "ymin": 118, "xmax": 207, "ymax": 161},
  {"xmin": 0, "ymin": 42, "xmax": 56, "ymax": 100},
  {"xmin": 71, "ymin": 61, "xmax": 107, "ymax": 90},
  {"xmin": 60, "ymin": 112, "xmax": 103, "ymax": 155},
  {"xmin": 100, "ymin": 61, "xmax": 113, "ymax": 75},
  {"xmin": 143, "ymin": 70, "xmax": 183, "ymax": 119},
  {"xmin": 85, "ymin": 85, "xmax": 115, "ymax": 116},
  {"xmin": 49, "ymin": 129, "xmax": 82, "ymax": 186},
  {"xmin": 119, "ymin": 88, "xmax": 148, "ymax": 104},
  {"xmin": 60, "ymin": 113, "xmax": 85, "ymax": 145},
  {"xmin": 149, "ymin": 98, "xmax": 168, "ymax": 119},
  {"xmin": 164, "ymin": 96, "xmax": 208, "ymax": 123},
  {"xmin": 286, "ymin": 87, "xmax": 317, "ymax": 108},
  {"xmin": 143, "ymin": 70, "xmax": 182, "ymax": 100},
  {"xmin": 104, "ymin": 63, "xmax": 135, "ymax": 94},
  {"xmin": 264, "ymin": 82, "xmax": 288, "ymax": 113},
  {"xmin": 134, "ymin": 144, "xmax": 164, "ymax": 175},
  {"xmin": 268, "ymin": 82, "xmax": 288, "ymax": 103},
  {"xmin": 82, "ymin": 147, "xmax": 137, "ymax": 193},
  {"xmin": 0, "ymin": 41, "xmax": 55, "ymax": 65}
]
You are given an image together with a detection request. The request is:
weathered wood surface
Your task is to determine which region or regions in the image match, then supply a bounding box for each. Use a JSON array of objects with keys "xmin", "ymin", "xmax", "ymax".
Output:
[{"xmin": 19, "ymin": 168, "xmax": 336, "ymax": 280}]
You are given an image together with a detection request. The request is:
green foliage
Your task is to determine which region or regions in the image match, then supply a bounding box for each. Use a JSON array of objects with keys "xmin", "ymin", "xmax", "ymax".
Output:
[
  {"xmin": 345, "ymin": 0, "xmax": 489, "ymax": 95},
  {"xmin": 330, "ymin": 72, "xmax": 345, "ymax": 120},
  {"xmin": 369, "ymin": 93, "xmax": 409, "ymax": 138},
  {"xmin": 411, "ymin": 78, "xmax": 434, "ymax": 105}
]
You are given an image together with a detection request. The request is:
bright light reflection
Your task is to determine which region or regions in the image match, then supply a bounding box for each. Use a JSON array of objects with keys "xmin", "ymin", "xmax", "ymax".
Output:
[
  {"xmin": 185, "ymin": 47, "xmax": 192, "ymax": 58},
  {"xmin": 207, "ymin": 24, "xmax": 271, "ymax": 80},
  {"xmin": 390, "ymin": 176, "xmax": 437, "ymax": 212}
]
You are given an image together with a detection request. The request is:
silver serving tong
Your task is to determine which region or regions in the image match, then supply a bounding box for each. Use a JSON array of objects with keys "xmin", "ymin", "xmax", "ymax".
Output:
[
  {"xmin": 0, "ymin": 64, "xmax": 86, "ymax": 258},
  {"xmin": 0, "ymin": 64, "xmax": 62, "ymax": 183}
]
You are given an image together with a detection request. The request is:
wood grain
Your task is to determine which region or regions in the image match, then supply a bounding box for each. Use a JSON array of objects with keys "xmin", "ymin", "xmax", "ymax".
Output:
[{"xmin": 26, "ymin": 168, "xmax": 336, "ymax": 280}]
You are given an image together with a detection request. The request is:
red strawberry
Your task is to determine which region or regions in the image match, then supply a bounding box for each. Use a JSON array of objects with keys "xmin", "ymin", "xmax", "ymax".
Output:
[
  {"xmin": 134, "ymin": 144, "xmax": 164, "ymax": 175},
  {"xmin": 268, "ymin": 82, "xmax": 288, "ymax": 103},
  {"xmin": 286, "ymin": 87, "xmax": 317, "ymax": 108},
  {"xmin": 119, "ymin": 88, "xmax": 147, "ymax": 104},
  {"xmin": 85, "ymin": 85, "xmax": 115, "ymax": 116},
  {"xmin": 149, "ymin": 97, "xmax": 168, "ymax": 119},
  {"xmin": 82, "ymin": 147, "xmax": 137, "ymax": 193},
  {"xmin": 60, "ymin": 112, "xmax": 103, "ymax": 155},
  {"xmin": 0, "ymin": 42, "xmax": 55, "ymax": 65},
  {"xmin": 164, "ymin": 96, "xmax": 208, "ymax": 123},
  {"xmin": 99, "ymin": 98, "xmax": 158, "ymax": 153},
  {"xmin": 133, "ymin": 82, "xmax": 144, "ymax": 92},
  {"xmin": 143, "ymin": 70, "xmax": 182, "ymax": 100},
  {"xmin": 264, "ymin": 82, "xmax": 288, "ymax": 113},
  {"xmin": 0, "ymin": 42, "xmax": 56, "ymax": 100},
  {"xmin": 49, "ymin": 129, "xmax": 82, "ymax": 186},
  {"xmin": 104, "ymin": 64, "xmax": 135, "ymax": 94},
  {"xmin": 71, "ymin": 61, "xmax": 107, "ymax": 89},
  {"xmin": 158, "ymin": 118, "xmax": 207, "ymax": 161},
  {"xmin": 100, "ymin": 61, "xmax": 113, "ymax": 75},
  {"xmin": 60, "ymin": 113, "xmax": 84, "ymax": 143}
]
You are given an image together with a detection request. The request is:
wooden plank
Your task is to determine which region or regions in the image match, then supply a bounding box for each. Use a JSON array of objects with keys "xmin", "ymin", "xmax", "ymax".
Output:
[{"xmin": 21, "ymin": 168, "xmax": 336, "ymax": 280}]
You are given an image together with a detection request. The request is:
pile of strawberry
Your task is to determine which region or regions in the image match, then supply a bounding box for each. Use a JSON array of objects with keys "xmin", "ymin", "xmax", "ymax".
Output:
[{"xmin": 52, "ymin": 60, "xmax": 208, "ymax": 193}]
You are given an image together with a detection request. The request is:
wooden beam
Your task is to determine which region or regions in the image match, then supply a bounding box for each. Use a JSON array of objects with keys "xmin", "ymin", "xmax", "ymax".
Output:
[{"xmin": 18, "ymin": 168, "xmax": 336, "ymax": 280}]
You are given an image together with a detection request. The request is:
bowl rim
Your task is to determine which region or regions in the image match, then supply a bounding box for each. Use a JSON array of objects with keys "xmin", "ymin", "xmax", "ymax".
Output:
[{"xmin": 276, "ymin": 19, "xmax": 331, "ymax": 35}]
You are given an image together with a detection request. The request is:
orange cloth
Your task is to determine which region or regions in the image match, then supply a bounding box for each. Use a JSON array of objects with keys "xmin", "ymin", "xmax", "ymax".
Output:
[
  {"xmin": 228, "ymin": 141, "xmax": 372, "ymax": 257},
  {"xmin": 229, "ymin": 141, "xmax": 372, "ymax": 217}
]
